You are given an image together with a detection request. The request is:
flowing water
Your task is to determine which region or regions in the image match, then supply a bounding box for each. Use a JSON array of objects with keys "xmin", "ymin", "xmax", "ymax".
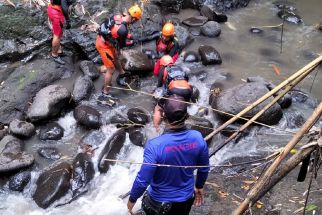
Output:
[{"xmin": 1, "ymin": 0, "xmax": 322, "ymax": 214}]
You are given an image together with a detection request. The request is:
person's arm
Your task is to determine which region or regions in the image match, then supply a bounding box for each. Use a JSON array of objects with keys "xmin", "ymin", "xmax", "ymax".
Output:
[
  {"xmin": 129, "ymin": 143, "xmax": 158, "ymax": 203},
  {"xmin": 61, "ymin": 0, "xmax": 70, "ymax": 24},
  {"xmin": 137, "ymin": 31, "xmax": 161, "ymax": 43},
  {"xmin": 195, "ymin": 138, "xmax": 210, "ymax": 189},
  {"xmin": 168, "ymin": 40, "xmax": 180, "ymax": 57},
  {"xmin": 157, "ymin": 68, "xmax": 165, "ymax": 88},
  {"xmin": 153, "ymin": 104, "xmax": 163, "ymax": 131},
  {"xmin": 117, "ymin": 24, "xmax": 129, "ymax": 48}
]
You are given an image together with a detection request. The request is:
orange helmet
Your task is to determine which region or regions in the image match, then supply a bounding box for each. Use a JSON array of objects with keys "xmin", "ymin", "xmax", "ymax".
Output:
[
  {"xmin": 128, "ymin": 5, "xmax": 142, "ymax": 20},
  {"xmin": 160, "ymin": 55, "xmax": 174, "ymax": 66},
  {"xmin": 162, "ymin": 22, "xmax": 175, "ymax": 37}
]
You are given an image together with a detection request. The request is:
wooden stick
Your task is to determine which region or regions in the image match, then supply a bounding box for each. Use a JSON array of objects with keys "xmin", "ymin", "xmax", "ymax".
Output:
[
  {"xmin": 204, "ymin": 55, "xmax": 322, "ymax": 141},
  {"xmin": 233, "ymin": 101, "xmax": 322, "ymax": 215},
  {"xmin": 209, "ymin": 64, "xmax": 316, "ymax": 157}
]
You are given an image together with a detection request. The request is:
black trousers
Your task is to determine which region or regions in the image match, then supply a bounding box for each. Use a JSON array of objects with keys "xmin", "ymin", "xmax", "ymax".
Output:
[{"xmin": 142, "ymin": 193, "xmax": 195, "ymax": 215}]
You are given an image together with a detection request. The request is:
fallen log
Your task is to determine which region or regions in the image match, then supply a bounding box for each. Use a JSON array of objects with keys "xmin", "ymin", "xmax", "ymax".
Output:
[{"xmin": 233, "ymin": 101, "xmax": 322, "ymax": 215}]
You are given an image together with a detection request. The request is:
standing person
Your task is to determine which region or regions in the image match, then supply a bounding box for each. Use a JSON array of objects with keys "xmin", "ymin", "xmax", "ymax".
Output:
[
  {"xmin": 127, "ymin": 95, "xmax": 210, "ymax": 215},
  {"xmin": 96, "ymin": 5, "xmax": 142, "ymax": 96},
  {"xmin": 47, "ymin": 0, "xmax": 73, "ymax": 65},
  {"xmin": 138, "ymin": 22, "xmax": 180, "ymax": 76},
  {"xmin": 153, "ymin": 55, "xmax": 192, "ymax": 130}
]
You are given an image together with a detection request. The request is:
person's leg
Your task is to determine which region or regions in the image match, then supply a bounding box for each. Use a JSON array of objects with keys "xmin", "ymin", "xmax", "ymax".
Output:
[
  {"xmin": 153, "ymin": 104, "xmax": 163, "ymax": 131},
  {"xmin": 167, "ymin": 196, "xmax": 195, "ymax": 215},
  {"xmin": 51, "ymin": 35, "xmax": 61, "ymax": 57},
  {"xmin": 103, "ymin": 68, "xmax": 114, "ymax": 94}
]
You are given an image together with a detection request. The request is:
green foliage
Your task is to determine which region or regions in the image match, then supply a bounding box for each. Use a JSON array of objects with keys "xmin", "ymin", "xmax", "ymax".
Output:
[{"xmin": 305, "ymin": 203, "xmax": 318, "ymax": 212}]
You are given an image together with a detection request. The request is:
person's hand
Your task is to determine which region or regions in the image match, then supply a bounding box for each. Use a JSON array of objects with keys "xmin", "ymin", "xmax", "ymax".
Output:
[
  {"xmin": 66, "ymin": 21, "xmax": 71, "ymax": 29},
  {"xmin": 194, "ymin": 188, "xmax": 204, "ymax": 206},
  {"xmin": 127, "ymin": 200, "xmax": 135, "ymax": 214}
]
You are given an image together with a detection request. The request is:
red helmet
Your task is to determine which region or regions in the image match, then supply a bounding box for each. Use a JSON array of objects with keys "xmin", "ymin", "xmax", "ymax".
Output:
[{"xmin": 160, "ymin": 55, "xmax": 174, "ymax": 66}]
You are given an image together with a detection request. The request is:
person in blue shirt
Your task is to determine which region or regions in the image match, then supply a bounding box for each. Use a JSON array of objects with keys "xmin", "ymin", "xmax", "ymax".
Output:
[{"xmin": 127, "ymin": 95, "xmax": 210, "ymax": 215}]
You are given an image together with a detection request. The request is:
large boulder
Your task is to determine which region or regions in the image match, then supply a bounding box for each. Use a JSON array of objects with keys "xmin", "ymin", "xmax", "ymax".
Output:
[
  {"xmin": 160, "ymin": 0, "xmax": 184, "ymax": 13},
  {"xmin": 175, "ymin": 25, "xmax": 194, "ymax": 49},
  {"xmin": 200, "ymin": 21, "xmax": 221, "ymax": 37},
  {"xmin": 33, "ymin": 162, "xmax": 72, "ymax": 209},
  {"xmin": 9, "ymin": 171, "xmax": 31, "ymax": 192},
  {"xmin": 186, "ymin": 116, "xmax": 214, "ymax": 144},
  {"xmin": 71, "ymin": 153, "xmax": 95, "ymax": 197},
  {"xmin": 79, "ymin": 130, "xmax": 106, "ymax": 148},
  {"xmin": 98, "ymin": 129, "xmax": 126, "ymax": 173},
  {"xmin": 182, "ymin": 16, "xmax": 208, "ymax": 27},
  {"xmin": 0, "ymin": 60, "xmax": 67, "ymax": 124},
  {"xmin": 69, "ymin": 29, "xmax": 98, "ymax": 61},
  {"xmin": 198, "ymin": 45, "xmax": 222, "ymax": 65},
  {"xmin": 0, "ymin": 136, "xmax": 34, "ymax": 173},
  {"xmin": 128, "ymin": 127, "xmax": 146, "ymax": 147},
  {"xmin": 27, "ymin": 85, "xmax": 71, "ymax": 122},
  {"xmin": 212, "ymin": 82, "xmax": 283, "ymax": 125},
  {"xmin": 74, "ymin": 105, "xmax": 101, "ymax": 129},
  {"xmin": 79, "ymin": 61, "xmax": 100, "ymax": 80},
  {"xmin": 72, "ymin": 76, "xmax": 94, "ymax": 104},
  {"xmin": 9, "ymin": 119, "xmax": 35, "ymax": 138},
  {"xmin": 200, "ymin": 5, "xmax": 228, "ymax": 23},
  {"xmin": 119, "ymin": 50, "xmax": 154, "ymax": 76},
  {"xmin": 127, "ymin": 108, "xmax": 150, "ymax": 126},
  {"xmin": 39, "ymin": 122, "xmax": 64, "ymax": 141}
]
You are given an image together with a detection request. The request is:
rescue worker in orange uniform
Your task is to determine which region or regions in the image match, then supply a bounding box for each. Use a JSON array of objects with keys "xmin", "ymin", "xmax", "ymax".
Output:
[
  {"xmin": 96, "ymin": 5, "xmax": 142, "ymax": 96},
  {"xmin": 153, "ymin": 55, "xmax": 192, "ymax": 131},
  {"xmin": 139, "ymin": 22, "xmax": 180, "ymax": 76},
  {"xmin": 47, "ymin": 0, "xmax": 73, "ymax": 65}
]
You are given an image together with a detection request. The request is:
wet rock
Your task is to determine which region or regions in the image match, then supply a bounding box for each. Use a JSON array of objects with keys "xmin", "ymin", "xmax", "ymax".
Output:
[
  {"xmin": 182, "ymin": 16, "xmax": 208, "ymax": 27},
  {"xmin": 273, "ymin": 1, "xmax": 297, "ymax": 11},
  {"xmin": 79, "ymin": 130, "xmax": 106, "ymax": 148},
  {"xmin": 108, "ymin": 113, "xmax": 129, "ymax": 127},
  {"xmin": 250, "ymin": 27, "xmax": 263, "ymax": 34},
  {"xmin": 284, "ymin": 111, "xmax": 305, "ymax": 129},
  {"xmin": 182, "ymin": 0, "xmax": 205, "ymax": 9},
  {"xmin": 191, "ymin": 85, "xmax": 200, "ymax": 103},
  {"xmin": 175, "ymin": 25, "xmax": 194, "ymax": 49},
  {"xmin": 74, "ymin": 105, "xmax": 101, "ymax": 129},
  {"xmin": 128, "ymin": 127, "xmax": 145, "ymax": 147},
  {"xmin": 9, "ymin": 171, "xmax": 31, "ymax": 192},
  {"xmin": 27, "ymin": 85, "xmax": 71, "ymax": 122},
  {"xmin": 0, "ymin": 136, "xmax": 34, "ymax": 173},
  {"xmin": 160, "ymin": 0, "xmax": 184, "ymax": 13},
  {"xmin": 204, "ymin": 0, "xmax": 251, "ymax": 11},
  {"xmin": 9, "ymin": 119, "xmax": 35, "ymax": 138},
  {"xmin": 196, "ymin": 107, "xmax": 209, "ymax": 117},
  {"xmin": 198, "ymin": 45, "xmax": 222, "ymax": 65},
  {"xmin": 79, "ymin": 60, "xmax": 100, "ymax": 80},
  {"xmin": 98, "ymin": 129, "xmax": 126, "ymax": 173},
  {"xmin": 278, "ymin": 93, "xmax": 292, "ymax": 109},
  {"xmin": 209, "ymin": 82, "xmax": 224, "ymax": 105},
  {"xmin": 119, "ymin": 50, "xmax": 153, "ymax": 76},
  {"xmin": 72, "ymin": 76, "xmax": 94, "ymax": 104},
  {"xmin": 200, "ymin": 5, "xmax": 228, "ymax": 23},
  {"xmin": 39, "ymin": 122, "xmax": 64, "ymax": 141},
  {"xmin": 69, "ymin": 29, "xmax": 98, "ymax": 61},
  {"xmin": 201, "ymin": 21, "xmax": 221, "ymax": 37},
  {"xmin": 0, "ymin": 60, "xmax": 66, "ymax": 124},
  {"xmin": 130, "ymin": 4, "xmax": 163, "ymax": 39},
  {"xmin": 290, "ymin": 90, "xmax": 317, "ymax": 108},
  {"xmin": 71, "ymin": 153, "xmax": 94, "ymax": 197},
  {"xmin": 186, "ymin": 116, "xmax": 214, "ymax": 144},
  {"xmin": 277, "ymin": 10, "xmax": 302, "ymax": 24},
  {"xmin": 33, "ymin": 162, "xmax": 72, "ymax": 209},
  {"xmin": 190, "ymin": 70, "xmax": 208, "ymax": 81},
  {"xmin": 246, "ymin": 76, "xmax": 275, "ymax": 89},
  {"xmin": 183, "ymin": 51, "xmax": 200, "ymax": 63},
  {"xmin": 142, "ymin": 49, "xmax": 158, "ymax": 60},
  {"xmin": 220, "ymin": 124, "xmax": 240, "ymax": 137},
  {"xmin": 0, "ymin": 127, "xmax": 9, "ymax": 141},
  {"xmin": 189, "ymin": 27, "xmax": 201, "ymax": 36},
  {"xmin": 38, "ymin": 147, "xmax": 61, "ymax": 160},
  {"xmin": 127, "ymin": 108, "xmax": 150, "ymax": 125},
  {"xmin": 318, "ymin": 22, "xmax": 322, "ymax": 32},
  {"xmin": 212, "ymin": 82, "xmax": 283, "ymax": 125}
]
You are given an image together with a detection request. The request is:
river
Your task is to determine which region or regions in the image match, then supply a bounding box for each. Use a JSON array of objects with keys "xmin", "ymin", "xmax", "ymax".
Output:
[{"xmin": 0, "ymin": 0, "xmax": 321, "ymax": 214}]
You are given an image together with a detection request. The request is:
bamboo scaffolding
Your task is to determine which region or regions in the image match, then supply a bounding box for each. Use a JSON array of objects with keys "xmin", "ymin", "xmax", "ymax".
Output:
[
  {"xmin": 233, "ymin": 101, "xmax": 322, "ymax": 215},
  {"xmin": 209, "ymin": 63, "xmax": 317, "ymax": 157},
  {"xmin": 204, "ymin": 55, "xmax": 322, "ymax": 142}
]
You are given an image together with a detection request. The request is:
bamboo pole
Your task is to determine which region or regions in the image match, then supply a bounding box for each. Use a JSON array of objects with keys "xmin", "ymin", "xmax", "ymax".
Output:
[
  {"xmin": 204, "ymin": 55, "xmax": 322, "ymax": 141},
  {"xmin": 209, "ymin": 64, "xmax": 316, "ymax": 157},
  {"xmin": 233, "ymin": 101, "xmax": 322, "ymax": 215}
]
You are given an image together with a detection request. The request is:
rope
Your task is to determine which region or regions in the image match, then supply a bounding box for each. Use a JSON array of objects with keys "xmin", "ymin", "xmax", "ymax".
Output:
[
  {"xmin": 108, "ymin": 84, "xmax": 297, "ymax": 135},
  {"xmin": 103, "ymin": 151, "xmax": 279, "ymax": 169}
]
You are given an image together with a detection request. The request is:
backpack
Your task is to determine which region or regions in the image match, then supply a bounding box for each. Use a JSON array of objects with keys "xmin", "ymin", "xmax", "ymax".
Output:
[
  {"xmin": 98, "ymin": 15, "xmax": 123, "ymax": 48},
  {"xmin": 165, "ymin": 66, "xmax": 188, "ymax": 86}
]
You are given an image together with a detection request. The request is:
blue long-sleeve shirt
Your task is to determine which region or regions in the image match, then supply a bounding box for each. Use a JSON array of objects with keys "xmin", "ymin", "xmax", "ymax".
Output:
[{"xmin": 129, "ymin": 128, "xmax": 209, "ymax": 203}]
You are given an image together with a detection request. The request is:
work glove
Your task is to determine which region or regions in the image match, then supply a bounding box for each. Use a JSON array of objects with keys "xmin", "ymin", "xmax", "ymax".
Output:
[{"xmin": 66, "ymin": 21, "xmax": 71, "ymax": 29}]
